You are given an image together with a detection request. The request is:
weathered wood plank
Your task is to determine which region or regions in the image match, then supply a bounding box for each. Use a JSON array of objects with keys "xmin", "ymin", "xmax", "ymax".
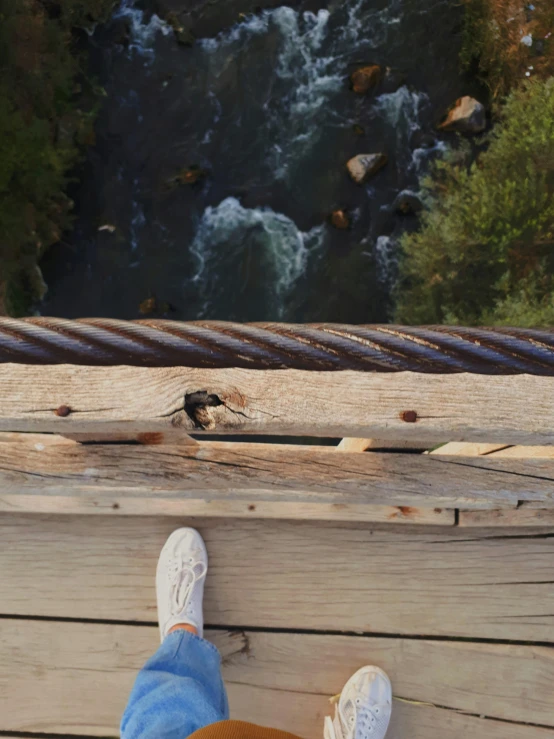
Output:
[
  {"xmin": 2, "ymin": 365, "xmax": 554, "ymax": 443},
  {"xmin": 2, "ymin": 435, "xmax": 554, "ymax": 508},
  {"xmin": 337, "ymin": 438, "xmax": 431, "ymax": 451},
  {"xmin": 1, "ymin": 515, "xmax": 553, "ymax": 640},
  {"xmin": 487, "ymin": 446, "xmax": 554, "ymax": 458},
  {"xmin": 459, "ymin": 504, "xmax": 554, "ymax": 527},
  {"xmin": 0, "ymin": 620, "xmax": 552, "ymax": 736},
  {"xmin": 429, "ymin": 442, "xmax": 510, "ymax": 456},
  {"xmin": 0, "ymin": 492, "xmax": 455, "ymax": 525}
]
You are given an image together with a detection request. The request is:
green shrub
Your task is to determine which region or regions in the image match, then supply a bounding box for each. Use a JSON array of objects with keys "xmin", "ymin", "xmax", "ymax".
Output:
[
  {"xmin": 0, "ymin": 0, "xmax": 108, "ymax": 315},
  {"xmin": 461, "ymin": 0, "xmax": 554, "ymax": 100},
  {"xmin": 395, "ymin": 78, "xmax": 554, "ymax": 327}
]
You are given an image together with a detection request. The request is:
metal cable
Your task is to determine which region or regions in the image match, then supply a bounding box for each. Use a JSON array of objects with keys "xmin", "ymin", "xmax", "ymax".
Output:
[{"xmin": 0, "ymin": 318, "xmax": 553, "ymax": 373}]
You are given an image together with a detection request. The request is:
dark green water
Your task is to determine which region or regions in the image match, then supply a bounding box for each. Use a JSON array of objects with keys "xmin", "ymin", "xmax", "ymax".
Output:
[{"xmin": 41, "ymin": 0, "xmax": 466, "ymax": 322}]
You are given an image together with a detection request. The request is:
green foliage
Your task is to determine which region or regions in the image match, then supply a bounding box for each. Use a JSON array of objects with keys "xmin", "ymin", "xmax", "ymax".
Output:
[
  {"xmin": 460, "ymin": 0, "xmax": 554, "ymax": 100},
  {"xmin": 395, "ymin": 78, "xmax": 554, "ymax": 327},
  {"xmin": 0, "ymin": 0, "xmax": 108, "ymax": 315},
  {"xmin": 57, "ymin": 0, "xmax": 116, "ymax": 30}
]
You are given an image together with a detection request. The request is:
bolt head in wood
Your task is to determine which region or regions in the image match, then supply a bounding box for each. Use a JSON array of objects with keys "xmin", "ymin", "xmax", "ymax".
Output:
[{"xmin": 401, "ymin": 410, "xmax": 418, "ymax": 423}]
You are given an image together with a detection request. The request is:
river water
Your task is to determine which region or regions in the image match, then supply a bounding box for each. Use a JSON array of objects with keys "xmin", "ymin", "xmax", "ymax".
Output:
[{"xmin": 41, "ymin": 0, "xmax": 466, "ymax": 322}]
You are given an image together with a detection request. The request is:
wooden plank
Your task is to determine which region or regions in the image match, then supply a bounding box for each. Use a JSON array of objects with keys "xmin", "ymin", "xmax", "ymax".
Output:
[
  {"xmin": 1, "ymin": 515, "xmax": 553, "ymax": 640},
  {"xmin": 0, "ymin": 620, "xmax": 552, "ymax": 736},
  {"xmin": 429, "ymin": 442, "xmax": 510, "ymax": 456},
  {"xmin": 487, "ymin": 446, "xmax": 554, "ymax": 458},
  {"xmin": 0, "ymin": 492, "xmax": 455, "ymax": 525},
  {"xmin": 63, "ymin": 430, "xmax": 199, "ymax": 444},
  {"xmin": 2, "ymin": 434, "xmax": 554, "ymax": 508},
  {"xmin": 237, "ymin": 693, "xmax": 554, "ymax": 739},
  {"xmin": 460, "ymin": 505, "xmax": 554, "ymax": 527},
  {"xmin": 337, "ymin": 437, "xmax": 374, "ymax": 451},
  {"xmin": 337, "ymin": 438, "xmax": 431, "ymax": 451},
  {"xmin": 2, "ymin": 365, "xmax": 554, "ymax": 443}
]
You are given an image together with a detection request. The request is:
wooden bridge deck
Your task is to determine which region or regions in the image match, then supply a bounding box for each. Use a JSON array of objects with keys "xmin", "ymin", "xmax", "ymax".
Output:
[
  {"xmin": 0, "ymin": 363, "xmax": 553, "ymax": 739},
  {"xmin": 1, "ymin": 492, "xmax": 553, "ymax": 738}
]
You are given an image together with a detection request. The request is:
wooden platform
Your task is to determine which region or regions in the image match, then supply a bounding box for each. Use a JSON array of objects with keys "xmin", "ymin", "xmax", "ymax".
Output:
[
  {"xmin": 1, "ymin": 365, "xmax": 554, "ymax": 739},
  {"xmin": 1, "ymin": 509, "xmax": 553, "ymax": 739}
]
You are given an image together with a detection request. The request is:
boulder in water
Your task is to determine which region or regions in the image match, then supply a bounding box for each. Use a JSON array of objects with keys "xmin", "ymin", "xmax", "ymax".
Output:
[
  {"xmin": 350, "ymin": 65, "xmax": 381, "ymax": 94},
  {"xmin": 438, "ymin": 96, "xmax": 486, "ymax": 134},
  {"xmin": 346, "ymin": 153, "xmax": 388, "ymax": 184},
  {"xmin": 165, "ymin": 11, "xmax": 195, "ymax": 46},
  {"xmin": 173, "ymin": 165, "xmax": 207, "ymax": 186},
  {"xmin": 139, "ymin": 296, "xmax": 174, "ymax": 315},
  {"xmin": 393, "ymin": 190, "xmax": 423, "ymax": 215},
  {"xmin": 329, "ymin": 209, "xmax": 350, "ymax": 230}
]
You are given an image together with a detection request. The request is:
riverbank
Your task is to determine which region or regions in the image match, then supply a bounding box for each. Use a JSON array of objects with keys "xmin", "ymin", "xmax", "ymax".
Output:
[
  {"xmin": 0, "ymin": 0, "xmax": 113, "ymax": 315},
  {"xmin": 396, "ymin": 0, "xmax": 554, "ymax": 326}
]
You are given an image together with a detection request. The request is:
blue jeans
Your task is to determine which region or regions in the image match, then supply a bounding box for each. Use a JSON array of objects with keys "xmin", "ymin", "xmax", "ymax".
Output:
[{"xmin": 121, "ymin": 631, "xmax": 230, "ymax": 739}]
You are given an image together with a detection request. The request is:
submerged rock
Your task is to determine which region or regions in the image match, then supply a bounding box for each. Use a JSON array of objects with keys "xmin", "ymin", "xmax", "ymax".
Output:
[
  {"xmin": 380, "ymin": 67, "xmax": 406, "ymax": 94},
  {"xmin": 350, "ymin": 65, "xmax": 381, "ymax": 94},
  {"xmin": 166, "ymin": 13, "xmax": 196, "ymax": 46},
  {"xmin": 329, "ymin": 209, "xmax": 350, "ymax": 229},
  {"xmin": 438, "ymin": 96, "xmax": 486, "ymax": 134},
  {"xmin": 172, "ymin": 165, "xmax": 207, "ymax": 186},
  {"xmin": 346, "ymin": 153, "xmax": 388, "ymax": 184},
  {"xmin": 393, "ymin": 190, "xmax": 423, "ymax": 215},
  {"xmin": 139, "ymin": 296, "xmax": 175, "ymax": 315},
  {"xmin": 410, "ymin": 131, "xmax": 437, "ymax": 150}
]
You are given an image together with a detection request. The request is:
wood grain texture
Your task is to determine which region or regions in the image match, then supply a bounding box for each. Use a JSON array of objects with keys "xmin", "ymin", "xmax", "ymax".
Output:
[
  {"xmin": 1, "ymin": 515, "xmax": 553, "ymax": 640},
  {"xmin": 0, "ymin": 620, "xmax": 552, "ymax": 736},
  {"xmin": 487, "ymin": 446, "xmax": 554, "ymax": 458},
  {"xmin": 2, "ymin": 365, "xmax": 554, "ymax": 442},
  {"xmin": 459, "ymin": 505, "xmax": 554, "ymax": 527},
  {"xmin": 429, "ymin": 442, "xmax": 510, "ymax": 456},
  {"xmin": 0, "ymin": 492, "xmax": 455, "ymax": 525},
  {"xmin": 337, "ymin": 438, "xmax": 431, "ymax": 451},
  {"xmin": 2, "ymin": 435, "xmax": 554, "ymax": 508}
]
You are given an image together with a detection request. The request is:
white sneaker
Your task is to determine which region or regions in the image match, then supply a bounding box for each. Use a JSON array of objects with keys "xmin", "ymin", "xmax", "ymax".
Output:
[
  {"xmin": 324, "ymin": 666, "xmax": 392, "ymax": 739},
  {"xmin": 156, "ymin": 528, "xmax": 208, "ymax": 642}
]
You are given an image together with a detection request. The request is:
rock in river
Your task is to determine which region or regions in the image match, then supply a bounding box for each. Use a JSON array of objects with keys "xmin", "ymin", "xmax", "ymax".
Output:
[
  {"xmin": 438, "ymin": 96, "xmax": 486, "ymax": 134},
  {"xmin": 346, "ymin": 154, "xmax": 388, "ymax": 184},
  {"xmin": 329, "ymin": 209, "xmax": 351, "ymax": 229},
  {"xmin": 350, "ymin": 65, "xmax": 381, "ymax": 94},
  {"xmin": 393, "ymin": 190, "xmax": 423, "ymax": 215}
]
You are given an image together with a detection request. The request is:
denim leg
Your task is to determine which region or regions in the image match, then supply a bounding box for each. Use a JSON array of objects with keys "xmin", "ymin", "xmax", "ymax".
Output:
[{"xmin": 121, "ymin": 631, "xmax": 230, "ymax": 739}]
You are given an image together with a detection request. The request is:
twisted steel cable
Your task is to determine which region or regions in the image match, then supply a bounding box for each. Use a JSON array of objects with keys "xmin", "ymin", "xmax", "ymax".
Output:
[{"xmin": 0, "ymin": 318, "xmax": 554, "ymax": 373}]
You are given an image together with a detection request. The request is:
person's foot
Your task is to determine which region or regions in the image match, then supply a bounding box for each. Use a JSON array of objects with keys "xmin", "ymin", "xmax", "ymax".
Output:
[
  {"xmin": 324, "ymin": 666, "xmax": 392, "ymax": 739},
  {"xmin": 156, "ymin": 528, "xmax": 208, "ymax": 642}
]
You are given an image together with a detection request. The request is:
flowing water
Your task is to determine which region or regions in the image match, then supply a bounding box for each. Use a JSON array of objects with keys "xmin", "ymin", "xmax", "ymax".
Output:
[{"xmin": 41, "ymin": 0, "xmax": 466, "ymax": 322}]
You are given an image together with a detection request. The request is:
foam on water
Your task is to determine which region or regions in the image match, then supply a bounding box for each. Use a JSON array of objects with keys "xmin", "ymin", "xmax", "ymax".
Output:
[
  {"xmin": 87, "ymin": 0, "xmax": 458, "ymax": 318},
  {"xmin": 114, "ymin": 0, "xmax": 171, "ymax": 57},
  {"xmin": 198, "ymin": 2, "xmax": 401, "ymax": 182},
  {"xmin": 374, "ymin": 235, "xmax": 397, "ymax": 287},
  {"xmin": 190, "ymin": 197, "xmax": 325, "ymax": 318},
  {"xmin": 374, "ymin": 86, "xmax": 428, "ymax": 169}
]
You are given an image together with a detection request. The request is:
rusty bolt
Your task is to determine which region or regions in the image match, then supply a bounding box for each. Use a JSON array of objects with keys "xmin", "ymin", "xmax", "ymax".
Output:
[
  {"xmin": 400, "ymin": 410, "xmax": 418, "ymax": 423},
  {"xmin": 55, "ymin": 405, "xmax": 72, "ymax": 417}
]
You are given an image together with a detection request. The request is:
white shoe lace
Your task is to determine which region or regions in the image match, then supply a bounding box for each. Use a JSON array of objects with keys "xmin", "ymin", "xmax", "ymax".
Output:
[
  {"xmin": 168, "ymin": 551, "xmax": 206, "ymax": 621},
  {"xmin": 343, "ymin": 693, "xmax": 385, "ymax": 739}
]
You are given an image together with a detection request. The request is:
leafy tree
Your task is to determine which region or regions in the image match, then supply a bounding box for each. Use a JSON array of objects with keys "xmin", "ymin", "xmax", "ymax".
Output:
[{"xmin": 395, "ymin": 78, "xmax": 554, "ymax": 326}]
